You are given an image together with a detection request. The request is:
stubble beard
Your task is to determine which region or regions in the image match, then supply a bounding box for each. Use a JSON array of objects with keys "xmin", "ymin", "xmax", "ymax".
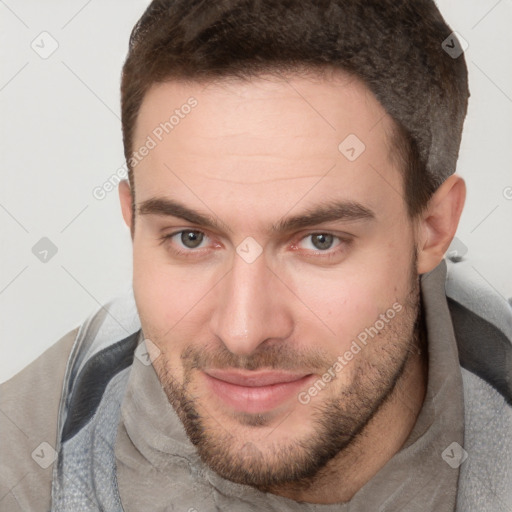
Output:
[{"xmin": 149, "ymin": 265, "xmax": 425, "ymax": 492}]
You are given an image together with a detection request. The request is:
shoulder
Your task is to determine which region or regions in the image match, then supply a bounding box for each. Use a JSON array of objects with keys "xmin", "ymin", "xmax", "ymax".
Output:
[
  {"xmin": 424, "ymin": 255, "xmax": 512, "ymax": 509},
  {"xmin": 0, "ymin": 328, "xmax": 78, "ymax": 511},
  {"xmin": 444, "ymin": 255, "xmax": 512, "ymax": 405},
  {"xmin": 456, "ymin": 368, "xmax": 512, "ymax": 510}
]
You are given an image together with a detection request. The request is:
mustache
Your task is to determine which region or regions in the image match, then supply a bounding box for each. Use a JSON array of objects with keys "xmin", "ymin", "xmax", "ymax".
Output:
[{"xmin": 181, "ymin": 342, "xmax": 332, "ymax": 373}]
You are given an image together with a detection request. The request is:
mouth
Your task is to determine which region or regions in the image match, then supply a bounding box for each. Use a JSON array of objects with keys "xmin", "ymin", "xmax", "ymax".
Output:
[{"xmin": 202, "ymin": 369, "xmax": 315, "ymax": 414}]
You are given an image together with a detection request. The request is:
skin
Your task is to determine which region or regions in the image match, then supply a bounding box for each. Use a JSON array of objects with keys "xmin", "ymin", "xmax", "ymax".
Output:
[{"xmin": 118, "ymin": 71, "xmax": 466, "ymax": 504}]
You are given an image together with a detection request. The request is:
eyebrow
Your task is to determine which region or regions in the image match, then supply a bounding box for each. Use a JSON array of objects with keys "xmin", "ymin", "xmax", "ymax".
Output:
[{"xmin": 137, "ymin": 197, "xmax": 376, "ymax": 234}]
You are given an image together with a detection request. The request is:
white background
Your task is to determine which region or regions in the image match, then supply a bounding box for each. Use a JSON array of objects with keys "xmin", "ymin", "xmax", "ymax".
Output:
[{"xmin": 1, "ymin": 0, "xmax": 511, "ymax": 383}]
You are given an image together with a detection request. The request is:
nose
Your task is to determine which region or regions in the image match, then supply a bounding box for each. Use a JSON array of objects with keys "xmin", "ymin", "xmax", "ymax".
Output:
[{"xmin": 209, "ymin": 250, "xmax": 294, "ymax": 356}]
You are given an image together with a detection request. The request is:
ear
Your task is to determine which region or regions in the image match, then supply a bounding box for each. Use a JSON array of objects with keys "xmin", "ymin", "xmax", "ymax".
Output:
[
  {"xmin": 416, "ymin": 174, "xmax": 466, "ymax": 275},
  {"xmin": 118, "ymin": 179, "xmax": 134, "ymax": 239}
]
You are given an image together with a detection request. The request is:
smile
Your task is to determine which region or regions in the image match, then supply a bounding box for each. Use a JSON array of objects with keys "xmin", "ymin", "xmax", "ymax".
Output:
[{"xmin": 202, "ymin": 369, "xmax": 314, "ymax": 414}]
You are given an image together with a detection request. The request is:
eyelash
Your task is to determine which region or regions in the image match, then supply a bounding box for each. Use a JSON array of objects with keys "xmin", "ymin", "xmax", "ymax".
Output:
[{"xmin": 158, "ymin": 230, "xmax": 352, "ymax": 261}]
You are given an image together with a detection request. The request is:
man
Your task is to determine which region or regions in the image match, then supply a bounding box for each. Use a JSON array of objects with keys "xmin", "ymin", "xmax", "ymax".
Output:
[{"xmin": 1, "ymin": 0, "xmax": 511, "ymax": 511}]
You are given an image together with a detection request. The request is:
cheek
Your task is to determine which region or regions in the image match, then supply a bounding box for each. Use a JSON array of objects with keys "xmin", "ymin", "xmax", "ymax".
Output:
[
  {"xmin": 133, "ymin": 239, "xmax": 238, "ymax": 365},
  {"xmin": 132, "ymin": 244, "xmax": 207, "ymax": 337},
  {"xmin": 133, "ymin": 246, "xmax": 167, "ymax": 325},
  {"xmin": 290, "ymin": 245, "xmax": 413, "ymax": 351}
]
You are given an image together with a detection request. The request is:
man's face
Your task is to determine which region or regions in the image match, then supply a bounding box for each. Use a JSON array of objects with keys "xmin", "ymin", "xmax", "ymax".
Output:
[{"xmin": 126, "ymin": 72, "xmax": 423, "ymax": 489}]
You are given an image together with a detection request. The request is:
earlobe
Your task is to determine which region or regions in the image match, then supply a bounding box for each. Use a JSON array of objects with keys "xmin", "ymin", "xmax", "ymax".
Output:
[
  {"xmin": 416, "ymin": 174, "xmax": 466, "ymax": 274},
  {"xmin": 118, "ymin": 180, "xmax": 134, "ymax": 237}
]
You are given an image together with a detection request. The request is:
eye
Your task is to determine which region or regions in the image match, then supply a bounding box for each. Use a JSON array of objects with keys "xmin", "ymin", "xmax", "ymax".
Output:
[
  {"xmin": 177, "ymin": 230, "xmax": 206, "ymax": 249},
  {"xmin": 302, "ymin": 233, "xmax": 336, "ymax": 251},
  {"xmin": 158, "ymin": 229, "xmax": 351, "ymax": 262},
  {"xmin": 298, "ymin": 233, "xmax": 341, "ymax": 252},
  {"xmin": 159, "ymin": 229, "xmax": 210, "ymax": 253},
  {"xmin": 292, "ymin": 232, "xmax": 353, "ymax": 262}
]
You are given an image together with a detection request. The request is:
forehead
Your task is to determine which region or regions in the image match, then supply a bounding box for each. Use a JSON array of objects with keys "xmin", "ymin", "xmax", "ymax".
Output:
[{"xmin": 132, "ymin": 72, "xmax": 405, "ymax": 227}]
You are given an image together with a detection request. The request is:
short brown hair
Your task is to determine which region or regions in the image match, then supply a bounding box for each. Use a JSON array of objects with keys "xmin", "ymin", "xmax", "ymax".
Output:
[{"xmin": 121, "ymin": 0, "xmax": 469, "ymax": 219}]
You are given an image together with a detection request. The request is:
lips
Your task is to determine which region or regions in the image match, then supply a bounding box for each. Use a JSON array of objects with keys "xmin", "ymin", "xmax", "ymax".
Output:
[
  {"xmin": 205, "ymin": 369, "xmax": 309, "ymax": 387},
  {"xmin": 202, "ymin": 369, "xmax": 314, "ymax": 414}
]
